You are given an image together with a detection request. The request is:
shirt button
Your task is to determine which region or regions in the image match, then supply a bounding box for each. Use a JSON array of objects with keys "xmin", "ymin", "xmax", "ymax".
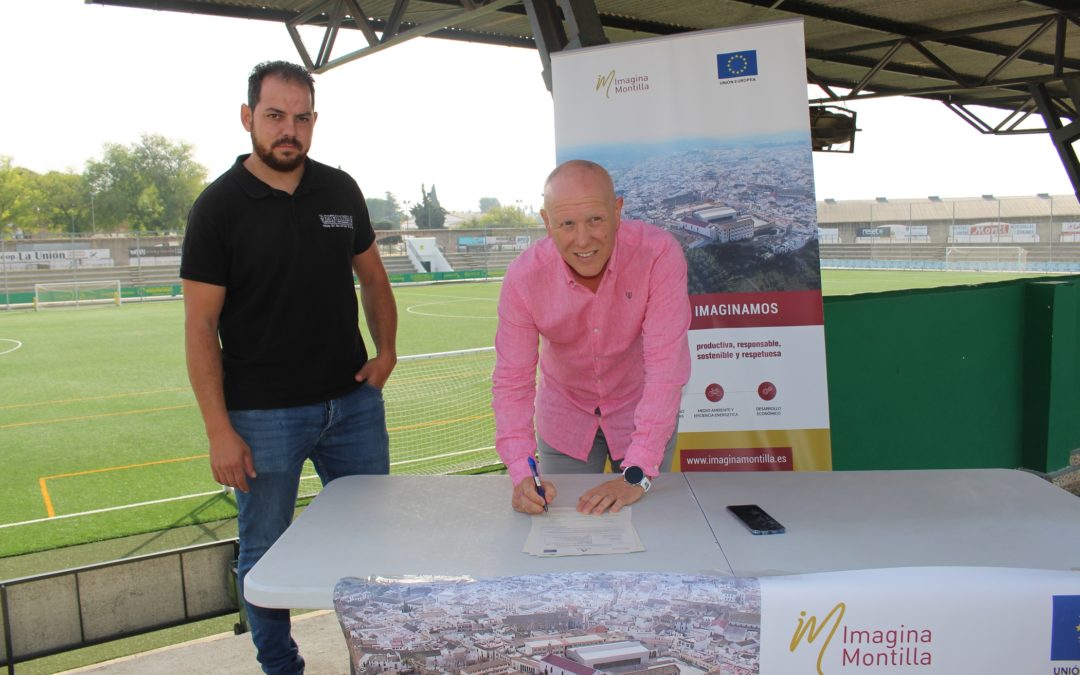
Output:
[{"xmin": 593, "ymin": 328, "xmax": 600, "ymax": 333}]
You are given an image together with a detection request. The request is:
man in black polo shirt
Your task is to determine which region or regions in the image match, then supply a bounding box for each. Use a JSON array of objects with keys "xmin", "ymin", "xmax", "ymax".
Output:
[{"xmin": 181, "ymin": 61, "xmax": 397, "ymax": 674}]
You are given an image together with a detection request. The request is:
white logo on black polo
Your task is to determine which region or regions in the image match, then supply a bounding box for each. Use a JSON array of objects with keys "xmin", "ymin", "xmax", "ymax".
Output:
[{"xmin": 319, "ymin": 214, "xmax": 353, "ymax": 229}]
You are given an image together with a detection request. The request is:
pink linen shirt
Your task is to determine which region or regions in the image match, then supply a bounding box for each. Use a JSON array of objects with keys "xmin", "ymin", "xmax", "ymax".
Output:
[{"xmin": 492, "ymin": 219, "xmax": 691, "ymax": 485}]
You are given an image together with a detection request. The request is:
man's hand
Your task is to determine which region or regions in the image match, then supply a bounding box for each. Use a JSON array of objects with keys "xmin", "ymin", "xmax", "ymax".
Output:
[
  {"xmin": 209, "ymin": 428, "xmax": 257, "ymax": 493},
  {"xmin": 512, "ymin": 477, "xmax": 557, "ymax": 514},
  {"xmin": 355, "ymin": 353, "xmax": 397, "ymax": 389},
  {"xmin": 577, "ymin": 476, "xmax": 646, "ymax": 514}
]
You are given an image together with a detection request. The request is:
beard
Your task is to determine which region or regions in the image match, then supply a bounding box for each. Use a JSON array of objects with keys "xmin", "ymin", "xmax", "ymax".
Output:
[{"xmin": 250, "ymin": 132, "xmax": 307, "ymax": 172}]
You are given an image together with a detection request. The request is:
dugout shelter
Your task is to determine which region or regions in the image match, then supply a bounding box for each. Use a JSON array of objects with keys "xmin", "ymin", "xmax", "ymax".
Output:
[{"xmin": 85, "ymin": 0, "xmax": 1080, "ymax": 198}]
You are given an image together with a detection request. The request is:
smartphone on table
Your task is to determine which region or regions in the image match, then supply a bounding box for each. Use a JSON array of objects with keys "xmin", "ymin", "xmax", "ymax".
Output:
[{"xmin": 727, "ymin": 504, "xmax": 785, "ymax": 535}]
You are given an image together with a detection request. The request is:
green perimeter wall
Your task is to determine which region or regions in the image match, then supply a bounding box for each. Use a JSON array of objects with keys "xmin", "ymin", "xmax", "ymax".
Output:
[{"xmin": 823, "ymin": 274, "xmax": 1080, "ymax": 473}]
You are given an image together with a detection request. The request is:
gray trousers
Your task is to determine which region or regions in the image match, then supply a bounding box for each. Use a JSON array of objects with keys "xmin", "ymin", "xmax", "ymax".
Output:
[{"xmin": 536, "ymin": 423, "xmax": 678, "ymax": 474}]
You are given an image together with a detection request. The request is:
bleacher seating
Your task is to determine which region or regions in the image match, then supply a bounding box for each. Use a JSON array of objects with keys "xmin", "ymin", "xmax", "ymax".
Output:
[{"xmin": 381, "ymin": 255, "xmax": 420, "ymax": 275}]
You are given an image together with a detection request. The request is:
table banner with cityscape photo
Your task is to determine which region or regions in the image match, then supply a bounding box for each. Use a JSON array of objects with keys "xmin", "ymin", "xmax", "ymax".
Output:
[
  {"xmin": 550, "ymin": 19, "xmax": 832, "ymax": 472},
  {"xmin": 332, "ymin": 568, "xmax": 1080, "ymax": 675}
]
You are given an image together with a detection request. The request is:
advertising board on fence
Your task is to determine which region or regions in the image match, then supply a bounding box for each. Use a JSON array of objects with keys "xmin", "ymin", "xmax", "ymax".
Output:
[
  {"xmin": 854, "ymin": 225, "xmax": 930, "ymax": 243},
  {"xmin": 129, "ymin": 245, "xmax": 182, "ymax": 265},
  {"xmin": 456, "ymin": 236, "xmax": 531, "ymax": 252},
  {"xmin": 950, "ymin": 222, "xmax": 1039, "ymax": 243},
  {"xmin": 550, "ymin": 19, "xmax": 831, "ymax": 471},
  {"xmin": 1, "ymin": 249, "xmax": 114, "ymax": 270}
]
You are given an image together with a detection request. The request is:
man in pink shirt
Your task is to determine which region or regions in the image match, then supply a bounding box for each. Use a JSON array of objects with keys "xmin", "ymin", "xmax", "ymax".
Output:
[{"xmin": 492, "ymin": 159, "xmax": 691, "ymax": 515}]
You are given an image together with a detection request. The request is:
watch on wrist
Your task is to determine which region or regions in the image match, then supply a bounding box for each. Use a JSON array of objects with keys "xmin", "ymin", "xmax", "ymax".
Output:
[{"xmin": 622, "ymin": 465, "xmax": 652, "ymax": 493}]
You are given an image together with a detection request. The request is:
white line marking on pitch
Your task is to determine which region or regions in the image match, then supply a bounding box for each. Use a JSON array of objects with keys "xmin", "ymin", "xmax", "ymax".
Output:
[
  {"xmin": 0, "ymin": 339, "xmax": 23, "ymax": 356},
  {"xmin": 396, "ymin": 292, "xmax": 498, "ymax": 302},
  {"xmin": 405, "ymin": 298, "xmax": 497, "ymax": 319}
]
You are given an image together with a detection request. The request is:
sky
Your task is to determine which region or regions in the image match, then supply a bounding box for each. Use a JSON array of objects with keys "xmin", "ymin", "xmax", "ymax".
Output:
[{"xmin": 1, "ymin": 1, "xmax": 1075, "ymax": 214}]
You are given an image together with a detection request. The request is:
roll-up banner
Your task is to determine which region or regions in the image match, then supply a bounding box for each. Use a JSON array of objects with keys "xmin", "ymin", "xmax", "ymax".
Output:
[{"xmin": 550, "ymin": 19, "xmax": 831, "ymax": 471}]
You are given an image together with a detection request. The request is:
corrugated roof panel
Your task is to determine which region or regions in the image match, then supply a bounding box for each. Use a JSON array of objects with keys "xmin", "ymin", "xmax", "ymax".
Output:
[
  {"xmin": 87, "ymin": 0, "xmax": 1080, "ymax": 113},
  {"xmin": 817, "ymin": 195, "xmax": 1080, "ymax": 224}
]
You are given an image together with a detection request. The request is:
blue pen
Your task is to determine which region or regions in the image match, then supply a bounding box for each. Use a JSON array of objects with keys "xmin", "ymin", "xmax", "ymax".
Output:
[{"xmin": 527, "ymin": 456, "xmax": 548, "ymax": 512}]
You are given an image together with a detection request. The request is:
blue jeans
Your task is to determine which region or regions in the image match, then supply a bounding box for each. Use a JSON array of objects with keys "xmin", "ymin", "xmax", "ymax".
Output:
[{"xmin": 230, "ymin": 383, "xmax": 388, "ymax": 675}]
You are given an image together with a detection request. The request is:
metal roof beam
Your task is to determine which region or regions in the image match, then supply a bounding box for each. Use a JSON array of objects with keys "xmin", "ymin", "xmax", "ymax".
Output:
[
  {"xmin": 848, "ymin": 39, "xmax": 904, "ymax": 97},
  {"xmin": 523, "ymin": 0, "xmax": 608, "ymax": 91},
  {"xmin": 82, "ymin": 0, "xmax": 1080, "ymax": 126},
  {"xmin": 727, "ymin": 0, "xmax": 1080, "ymax": 71},
  {"xmin": 558, "ymin": 0, "xmax": 608, "ymax": 50},
  {"xmin": 524, "ymin": 0, "xmax": 567, "ymax": 91},
  {"xmin": 979, "ymin": 17, "xmax": 1056, "ymax": 85},
  {"xmin": 288, "ymin": 0, "xmax": 523, "ymax": 73},
  {"xmin": 383, "ymin": 0, "xmax": 411, "ymax": 40},
  {"xmin": 806, "ymin": 12, "xmax": 1079, "ymax": 103},
  {"xmin": 1030, "ymin": 76, "xmax": 1080, "ymax": 201},
  {"xmin": 808, "ymin": 71, "xmax": 1068, "ymax": 106},
  {"xmin": 804, "ymin": 10, "xmax": 1078, "ymax": 112},
  {"xmin": 422, "ymin": 0, "xmax": 688, "ymax": 35},
  {"xmin": 85, "ymin": 0, "xmax": 534, "ymax": 49}
]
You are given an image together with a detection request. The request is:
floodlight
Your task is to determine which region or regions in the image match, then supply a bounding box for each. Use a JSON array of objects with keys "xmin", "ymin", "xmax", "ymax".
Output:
[{"xmin": 809, "ymin": 105, "xmax": 858, "ymax": 153}]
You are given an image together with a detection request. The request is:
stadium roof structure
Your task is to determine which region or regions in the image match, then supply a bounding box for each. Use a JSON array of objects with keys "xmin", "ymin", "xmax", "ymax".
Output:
[
  {"xmin": 816, "ymin": 193, "xmax": 1080, "ymax": 224},
  {"xmin": 86, "ymin": 0, "xmax": 1080, "ymax": 196}
]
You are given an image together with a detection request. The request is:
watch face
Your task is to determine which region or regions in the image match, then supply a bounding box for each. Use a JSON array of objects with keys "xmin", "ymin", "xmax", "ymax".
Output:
[{"xmin": 623, "ymin": 465, "xmax": 644, "ymax": 484}]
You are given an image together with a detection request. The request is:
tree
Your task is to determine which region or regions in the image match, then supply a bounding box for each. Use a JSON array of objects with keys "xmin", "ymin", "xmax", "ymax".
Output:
[
  {"xmin": 0, "ymin": 157, "xmax": 41, "ymax": 235},
  {"xmin": 479, "ymin": 197, "xmax": 500, "ymax": 213},
  {"xmin": 84, "ymin": 133, "xmax": 207, "ymax": 232},
  {"xmin": 410, "ymin": 184, "xmax": 446, "ymax": 229},
  {"xmin": 477, "ymin": 205, "xmax": 536, "ymax": 228},
  {"xmin": 38, "ymin": 171, "xmax": 91, "ymax": 232},
  {"xmin": 133, "ymin": 184, "xmax": 166, "ymax": 232},
  {"xmin": 366, "ymin": 191, "xmax": 403, "ymax": 229}
]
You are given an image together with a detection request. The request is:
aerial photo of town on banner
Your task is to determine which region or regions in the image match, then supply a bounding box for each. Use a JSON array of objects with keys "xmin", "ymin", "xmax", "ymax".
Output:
[{"xmin": 551, "ymin": 19, "xmax": 831, "ymax": 473}]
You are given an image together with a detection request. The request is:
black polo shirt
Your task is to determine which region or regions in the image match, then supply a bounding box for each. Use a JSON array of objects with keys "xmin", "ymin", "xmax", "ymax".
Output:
[{"xmin": 181, "ymin": 155, "xmax": 375, "ymax": 410}]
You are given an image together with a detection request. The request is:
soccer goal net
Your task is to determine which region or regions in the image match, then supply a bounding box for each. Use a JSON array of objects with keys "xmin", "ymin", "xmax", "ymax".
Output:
[
  {"xmin": 385, "ymin": 346, "xmax": 499, "ymax": 474},
  {"xmin": 299, "ymin": 346, "xmax": 500, "ymax": 495},
  {"xmin": 34, "ymin": 280, "xmax": 122, "ymax": 310},
  {"xmin": 944, "ymin": 246, "xmax": 1028, "ymax": 272}
]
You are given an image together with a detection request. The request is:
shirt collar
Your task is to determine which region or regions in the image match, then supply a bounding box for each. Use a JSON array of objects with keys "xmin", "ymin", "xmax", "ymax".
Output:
[{"xmin": 232, "ymin": 154, "xmax": 319, "ymax": 198}]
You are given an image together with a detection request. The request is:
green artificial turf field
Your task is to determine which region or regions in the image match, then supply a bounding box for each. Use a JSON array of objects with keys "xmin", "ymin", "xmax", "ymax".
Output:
[
  {"xmin": 0, "ymin": 281, "xmax": 501, "ymax": 556},
  {"xmin": 0, "ymin": 269, "xmax": 1052, "ymax": 556},
  {"xmin": 820, "ymin": 269, "xmax": 1043, "ymax": 295}
]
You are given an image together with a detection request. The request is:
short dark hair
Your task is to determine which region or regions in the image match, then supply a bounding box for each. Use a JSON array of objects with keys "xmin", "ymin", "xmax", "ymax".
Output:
[{"xmin": 247, "ymin": 61, "xmax": 316, "ymax": 111}]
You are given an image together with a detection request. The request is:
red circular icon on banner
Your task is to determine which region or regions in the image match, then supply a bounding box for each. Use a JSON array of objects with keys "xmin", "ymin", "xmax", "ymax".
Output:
[
  {"xmin": 705, "ymin": 383, "xmax": 724, "ymax": 402},
  {"xmin": 758, "ymin": 381, "xmax": 777, "ymax": 401}
]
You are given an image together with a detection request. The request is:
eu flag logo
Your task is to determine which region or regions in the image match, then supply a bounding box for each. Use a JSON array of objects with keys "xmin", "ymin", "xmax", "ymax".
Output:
[
  {"xmin": 717, "ymin": 50, "xmax": 758, "ymax": 79},
  {"xmin": 1050, "ymin": 595, "xmax": 1080, "ymax": 660}
]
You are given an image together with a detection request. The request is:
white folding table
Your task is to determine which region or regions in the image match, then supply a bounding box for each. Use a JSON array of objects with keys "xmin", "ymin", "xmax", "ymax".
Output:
[
  {"xmin": 245, "ymin": 469, "xmax": 1080, "ymax": 609},
  {"xmin": 244, "ymin": 473, "xmax": 731, "ymax": 609}
]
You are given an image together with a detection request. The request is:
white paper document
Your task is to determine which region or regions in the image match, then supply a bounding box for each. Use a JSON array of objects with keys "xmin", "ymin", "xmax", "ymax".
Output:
[{"xmin": 523, "ymin": 506, "xmax": 645, "ymax": 556}]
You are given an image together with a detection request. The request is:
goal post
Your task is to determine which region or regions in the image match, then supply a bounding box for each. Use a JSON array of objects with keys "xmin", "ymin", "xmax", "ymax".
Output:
[
  {"xmin": 944, "ymin": 246, "xmax": 1028, "ymax": 272},
  {"xmin": 33, "ymin": 280, "xmax": 122, "ymax": 310}
]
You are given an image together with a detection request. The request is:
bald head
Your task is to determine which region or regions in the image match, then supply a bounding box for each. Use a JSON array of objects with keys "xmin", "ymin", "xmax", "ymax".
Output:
[{"xmin": 543, "ymin": 160, "xmax": 616, "ymax": 208}]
